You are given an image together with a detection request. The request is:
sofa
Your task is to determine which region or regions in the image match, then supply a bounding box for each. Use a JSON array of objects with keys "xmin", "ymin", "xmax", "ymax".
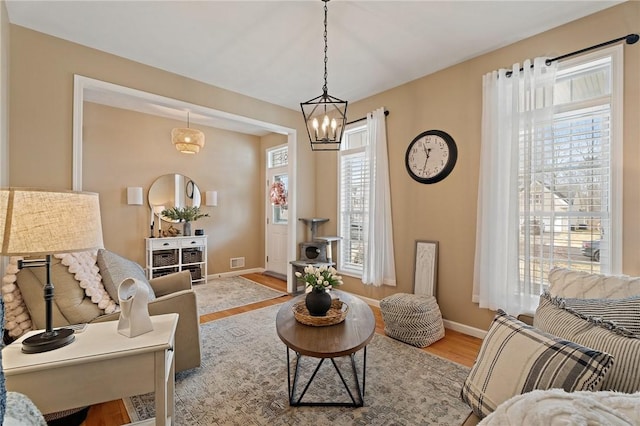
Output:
[
  {"xmin": 460, "ymin": 267, "xmax": 640, "ymax": 425},
  {"xmin": 3, "ymin": 249, "xmax": 201, "ymax": 373}
]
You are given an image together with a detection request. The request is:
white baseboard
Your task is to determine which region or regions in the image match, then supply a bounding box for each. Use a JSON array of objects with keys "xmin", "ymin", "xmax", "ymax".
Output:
[
  {"xmin": 442, "ymin": 319, "xmax": 487, "ymax": 339},
  {"xmin": 206, "ymin": 268, "xmax": 265, "ymax": 280},
  {"xmin": 345, "ymin": 292, "xmax": 487, "ymax": 339},
  {"xmin": 353, "ymin": 294, "xmax": 381, "ymax": 307}
]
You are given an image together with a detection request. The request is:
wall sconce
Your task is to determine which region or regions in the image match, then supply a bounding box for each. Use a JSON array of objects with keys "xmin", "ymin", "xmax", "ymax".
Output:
[
  {"xmin": 127, "ymin": 187, "xmax": 143, "ymax": 205},
  {"xmin": 206, "ymin": 191, "xmax": 218, "ymax": 207}
]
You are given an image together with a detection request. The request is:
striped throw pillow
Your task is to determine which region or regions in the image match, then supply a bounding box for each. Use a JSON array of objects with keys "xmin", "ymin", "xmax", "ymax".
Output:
[
  {"xmin": 557, "ymin": 293, "xmax": 640, "ymax": 337},
  {"xmin": 535, "ymin": 294, "xmax": 640, "ymax": 393},
  {"xmin": 461, "ymin": 310, "xmax": 612, "ymax": 419}
]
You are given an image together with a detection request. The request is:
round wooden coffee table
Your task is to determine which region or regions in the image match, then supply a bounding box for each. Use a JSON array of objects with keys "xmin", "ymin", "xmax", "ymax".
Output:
[{"xmin": 276, "ymin": 290, "xmax": 375, "ymax": 407}]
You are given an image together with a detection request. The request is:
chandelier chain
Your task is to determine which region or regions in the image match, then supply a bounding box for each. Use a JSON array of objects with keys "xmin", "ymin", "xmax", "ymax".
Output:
[{"xmin": 322, "ymin": 0, "xmax": 328, "ymax": 95}]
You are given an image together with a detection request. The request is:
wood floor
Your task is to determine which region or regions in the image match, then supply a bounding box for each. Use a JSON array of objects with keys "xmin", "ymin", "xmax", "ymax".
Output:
[{"xmin": 82, "ymin": 273, "xmax": 482, "ymax": 426}]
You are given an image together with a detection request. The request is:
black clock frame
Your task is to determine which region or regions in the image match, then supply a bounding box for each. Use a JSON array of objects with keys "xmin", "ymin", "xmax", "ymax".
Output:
[{"xmin": 405, "ymin": 129, "xmax": 458, "ymax": 184}]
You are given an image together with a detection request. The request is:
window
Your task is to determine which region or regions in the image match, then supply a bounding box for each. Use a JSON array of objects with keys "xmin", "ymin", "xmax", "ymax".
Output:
[
  {"xmin": 268, "ymin": 145, "xmax": 288, "ymax": 168},
  {"xmin": 338, "ymin": 124, "xmax": 368, "ymax": 276},
  {"xmin": 267, "ymin": 145, "xmax": 288, "ymax": 224},
  {"xmin": 519, "ymin": 48, "xmax": 622, "ymax": 296}
]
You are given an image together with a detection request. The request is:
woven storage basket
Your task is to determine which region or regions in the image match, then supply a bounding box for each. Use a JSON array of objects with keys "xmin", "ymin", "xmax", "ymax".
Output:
[
  {"xmin": 182, "ymin": 248, "xmax": 202, "ymax": 264},
  {"xmin": 380, "ymin": 293, "xmax": 445, "ymax": 347},
  {"xmin": 152, "ymin": 267, "xmax": 178, "ymax": 278},
  {"xmin": 153, "ymin": 250, "xmax": 177, "ymax": 267},
  {"xmin": 184, "ymin": 266, "xmax": 202, "ymax": 280}
]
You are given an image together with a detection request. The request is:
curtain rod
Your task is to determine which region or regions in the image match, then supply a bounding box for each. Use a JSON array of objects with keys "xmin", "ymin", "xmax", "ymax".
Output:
[
  {"xmin": 505, "ymin": 33, "xmax": 639, "ymax": 77},
  {"xmin": 346, "ymin": 109, "xmax": 389, "ymax": 125}
]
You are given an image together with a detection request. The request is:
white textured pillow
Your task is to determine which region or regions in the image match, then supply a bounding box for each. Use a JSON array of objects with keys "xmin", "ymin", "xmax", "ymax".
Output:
[
  {"xmin": 548, "ymin": 267, "xmax": 640, "ymax": 299},
  {"xmin": 478, "ymin": 389, "xmax": 640, "ymax": 426},
  {"xmin": 1, "ymin": 257, "xmax": 33, "ymax": 337},
  {"xmin": 54, "ymin": 251, "xmax": 118, "ymax": 314}
]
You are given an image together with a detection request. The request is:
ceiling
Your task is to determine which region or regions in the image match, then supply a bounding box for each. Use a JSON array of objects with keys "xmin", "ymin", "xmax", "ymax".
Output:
[{"xmin": 5, "ymin": 0, "xmax": 623, "ymax": 133}]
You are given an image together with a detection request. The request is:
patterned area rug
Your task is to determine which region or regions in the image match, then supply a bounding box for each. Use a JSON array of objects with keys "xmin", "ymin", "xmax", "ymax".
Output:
[
  {"xmin": 194, "ymin": 276, "xmax": 287, "ymax": 315},
  {"xmin": 124, "ymin": 305, "xmax": 473, "ymax": 425}
]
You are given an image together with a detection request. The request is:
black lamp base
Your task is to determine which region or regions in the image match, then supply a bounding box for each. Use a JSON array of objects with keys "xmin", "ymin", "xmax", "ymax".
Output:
[{"xmin": 22, "ymin": 328, "xmax": 75, "ymax": 354}]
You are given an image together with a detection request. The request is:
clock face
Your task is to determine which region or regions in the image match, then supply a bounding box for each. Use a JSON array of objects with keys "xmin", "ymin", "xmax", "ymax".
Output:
[{"xmin": 405, "ymin": 130, "xmax": 457, "ymax": 184}]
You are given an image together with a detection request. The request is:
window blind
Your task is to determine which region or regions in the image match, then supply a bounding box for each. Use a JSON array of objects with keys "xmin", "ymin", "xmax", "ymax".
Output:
[
  {"xmin": 519, "ymin": 56, "xmax": 612, "ymax": 294},
  {"xmin": 338, "ymin": 125, "xmax": 369, "ymax": 275}
]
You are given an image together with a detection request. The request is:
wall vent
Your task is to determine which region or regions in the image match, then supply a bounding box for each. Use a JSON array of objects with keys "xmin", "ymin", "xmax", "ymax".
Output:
[{"xmin": 230, "ymin": 257, "xmax": 245, "ymax": 269}]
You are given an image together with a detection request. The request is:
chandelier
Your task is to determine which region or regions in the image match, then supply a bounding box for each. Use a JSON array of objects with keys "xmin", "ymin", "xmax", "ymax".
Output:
[
  {"xmin": 300, "ymin": 0, "xmax": 348, "ymax": 151},
  {"xmin": 172, "ymin": 112, "xmax": 205, "ymax": 154}
]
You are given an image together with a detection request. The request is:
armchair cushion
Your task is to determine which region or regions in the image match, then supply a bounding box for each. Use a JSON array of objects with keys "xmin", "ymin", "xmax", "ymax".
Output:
[
  {"xmin": 16, "ymin": 257, "xmax": 102, "ymax": 329},
  {"xmin": 97, "ymin": 249, "xmax": 155, "ymax": 303}
]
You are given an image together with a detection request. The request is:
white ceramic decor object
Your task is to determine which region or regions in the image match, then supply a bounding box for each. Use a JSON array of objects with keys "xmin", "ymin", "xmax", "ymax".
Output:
[{"xmin": 117, "ymin": 278, "xmax": 153, "ymax": 337}]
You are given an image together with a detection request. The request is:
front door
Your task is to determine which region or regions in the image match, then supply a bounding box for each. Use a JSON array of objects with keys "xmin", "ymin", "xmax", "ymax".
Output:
[{"xmin": 266, "ymin": 146, "xmax": 289, "ymax": 277}]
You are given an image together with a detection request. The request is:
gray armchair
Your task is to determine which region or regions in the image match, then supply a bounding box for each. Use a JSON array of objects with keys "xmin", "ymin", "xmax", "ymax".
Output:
[{"xmin": 14, "ymin": 258, "xmax": 201, "ymax": 373}]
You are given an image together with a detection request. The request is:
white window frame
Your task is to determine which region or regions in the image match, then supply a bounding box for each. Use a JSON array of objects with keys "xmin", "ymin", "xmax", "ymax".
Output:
[
  {"xmin": 519, "ymin": 45, "xmax": 623, "ymax": 291},
  {"xmin": 558, "ymin": 45, "xmax": 622, "ymax": 274},
  {"xmin": 337, "ymin": 123, "xmax": 368, "ymax": 277}
]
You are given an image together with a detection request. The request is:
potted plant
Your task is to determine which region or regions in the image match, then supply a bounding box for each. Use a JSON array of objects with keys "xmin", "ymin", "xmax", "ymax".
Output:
[
  {"xmin": 161, "ymin": 206, "xmax": 209, "ymax": 236},
  {"xmin": 295, "ymin": 265, "xmax": 343, "ymax": 316}
]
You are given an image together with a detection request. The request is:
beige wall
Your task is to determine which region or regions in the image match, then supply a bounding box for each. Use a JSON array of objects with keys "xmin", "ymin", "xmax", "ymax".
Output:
[
  {"xmin": 7, "ymin": 23, "xmax": 315, "ymax": 216},
  {"xmin": 7, "ymin": 3, "xmax": 640, "ymax": 332},
  {"xmin": 316, "ymin": 2, "xmax": 640, "ymax": 330},
  {"xmin": 8, "ymin": 24, "xmax": 317, "ymax": 279},
  {"xmin": 0, "ymin": 1, "xmax": 9, "ymax": 278},
  {"xmin": 83, "ymin": 102, "xmax": 265, "ymax": 273},
  {"xmin": 0, "ymin": 0, "xmax": 8, "ymax": 186}
]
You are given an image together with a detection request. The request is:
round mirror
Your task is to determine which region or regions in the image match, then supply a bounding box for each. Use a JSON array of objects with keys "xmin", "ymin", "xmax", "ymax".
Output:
[{"xmin": 148, "ymin": 174, "xmax": 201, "ymax": 222}]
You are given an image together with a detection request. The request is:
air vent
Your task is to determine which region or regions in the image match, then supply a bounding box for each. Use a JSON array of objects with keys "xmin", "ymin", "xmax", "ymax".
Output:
[{"xmin": 230, "ymin": 257, "xmax": 245, "ymax": 269}]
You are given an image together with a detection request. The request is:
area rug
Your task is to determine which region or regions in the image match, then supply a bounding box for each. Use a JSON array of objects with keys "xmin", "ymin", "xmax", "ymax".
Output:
[
  {"xmin": 194, "ymin": 276, "xmax": 287, "ymax": 315},
  {"xmin": 124, "ymin": 305, "xmax": 473, "ymax": 425}
]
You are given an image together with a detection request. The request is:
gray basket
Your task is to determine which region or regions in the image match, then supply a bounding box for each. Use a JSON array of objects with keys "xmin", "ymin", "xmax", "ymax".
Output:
[
  {"xmin": 152, "ymin": 267, "xmax": 178, "ymax": 278},
  {"xmin": 184, "ymin": 265, "xmax": 202, "ymax": 280},
  {"xmin": 153, "ymin": 250, "xmax": 177, "ymax": 267},
  {"xmin": 182, "ymin": 249, "xmax": 202, "ymax": 264}
]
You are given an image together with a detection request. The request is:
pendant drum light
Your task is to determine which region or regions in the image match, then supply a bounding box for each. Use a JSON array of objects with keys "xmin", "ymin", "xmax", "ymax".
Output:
[
  {"xmin": 300, "ymin": 0, "xmax": 348, "ymax": 151},
  {"xmin": 172, "ymin": 112, "xmax": 205, "ymax": 154}
]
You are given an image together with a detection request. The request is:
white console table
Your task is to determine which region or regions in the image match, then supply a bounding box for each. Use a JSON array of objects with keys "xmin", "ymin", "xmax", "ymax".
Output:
[
  {"xmin": 3, "ymin": 314, "xmax": 179, "ymax": 425},
  {"xmin": 146, "ymin": 235, "xmax": 207, "ymax": 283}
]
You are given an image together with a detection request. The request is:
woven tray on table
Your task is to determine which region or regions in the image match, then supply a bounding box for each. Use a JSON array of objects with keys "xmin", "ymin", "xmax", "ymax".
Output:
[{"xmin": 293, "ymin": 299, "xmax": 349, "ymax": 326}]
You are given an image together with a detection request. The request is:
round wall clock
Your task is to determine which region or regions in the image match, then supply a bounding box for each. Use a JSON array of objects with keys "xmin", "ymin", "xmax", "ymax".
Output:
[{"xmin": 405, "ymin": 130, "xmax": 457, "ymax": 184}]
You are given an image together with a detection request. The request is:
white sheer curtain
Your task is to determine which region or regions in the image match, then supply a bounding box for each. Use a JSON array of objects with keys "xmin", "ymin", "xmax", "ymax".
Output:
[
  {"xmin": 473, "ymin": 58, "xmax": 557, "ymax": 314},
  {"xmin": 362, "ymin": 107, "xmax": 396, "ymax": 286}
]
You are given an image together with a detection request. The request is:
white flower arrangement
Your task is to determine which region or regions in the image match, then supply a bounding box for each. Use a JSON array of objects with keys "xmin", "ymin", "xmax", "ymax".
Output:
[{"xmin": 295, "ymin": 265, "xmax": 343, "ymax": 291}]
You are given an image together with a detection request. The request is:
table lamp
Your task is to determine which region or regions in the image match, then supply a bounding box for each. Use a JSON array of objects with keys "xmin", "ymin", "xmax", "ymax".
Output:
[{"xmin": 0, "ymin": 188, "xmax": 104, "ymax": 353}]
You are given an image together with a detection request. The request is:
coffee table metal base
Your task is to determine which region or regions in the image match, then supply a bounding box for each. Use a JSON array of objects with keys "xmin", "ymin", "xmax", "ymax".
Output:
[{"xmin": 286, "ymin": 346, "xmax": 367, "ymax": 407}]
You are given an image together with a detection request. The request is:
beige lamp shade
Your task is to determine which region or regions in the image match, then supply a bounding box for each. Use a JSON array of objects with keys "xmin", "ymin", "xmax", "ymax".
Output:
[
  {"xmin": 0, "ymin": 188, "xmax": 104, "ymax": 256},
  {"xmin": 172, "ymin": 127, "xmax": 205, "ymax": 154}
]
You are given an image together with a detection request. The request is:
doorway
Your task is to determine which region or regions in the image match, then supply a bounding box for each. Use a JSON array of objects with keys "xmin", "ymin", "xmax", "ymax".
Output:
[{"xmin": 73, "ymin": 75, "xmax": 298, "ymax": 293}]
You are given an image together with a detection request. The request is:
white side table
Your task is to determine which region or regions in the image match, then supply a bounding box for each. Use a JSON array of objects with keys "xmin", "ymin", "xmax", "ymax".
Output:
[{"xmin": 2, "ymin": 314, "xmax": 179, "ymax": 426}]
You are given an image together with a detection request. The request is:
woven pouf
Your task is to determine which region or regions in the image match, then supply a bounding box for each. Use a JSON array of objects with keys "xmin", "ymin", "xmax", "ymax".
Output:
[{"xmin": 380, "ymin": 293, "xmax": 445, "ymax": 347}]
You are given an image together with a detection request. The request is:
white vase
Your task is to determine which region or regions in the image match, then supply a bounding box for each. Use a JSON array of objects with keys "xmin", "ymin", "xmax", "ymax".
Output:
[{"xmin": 117, "ymin": 278, "xmax": 153, "ymax": 337}]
